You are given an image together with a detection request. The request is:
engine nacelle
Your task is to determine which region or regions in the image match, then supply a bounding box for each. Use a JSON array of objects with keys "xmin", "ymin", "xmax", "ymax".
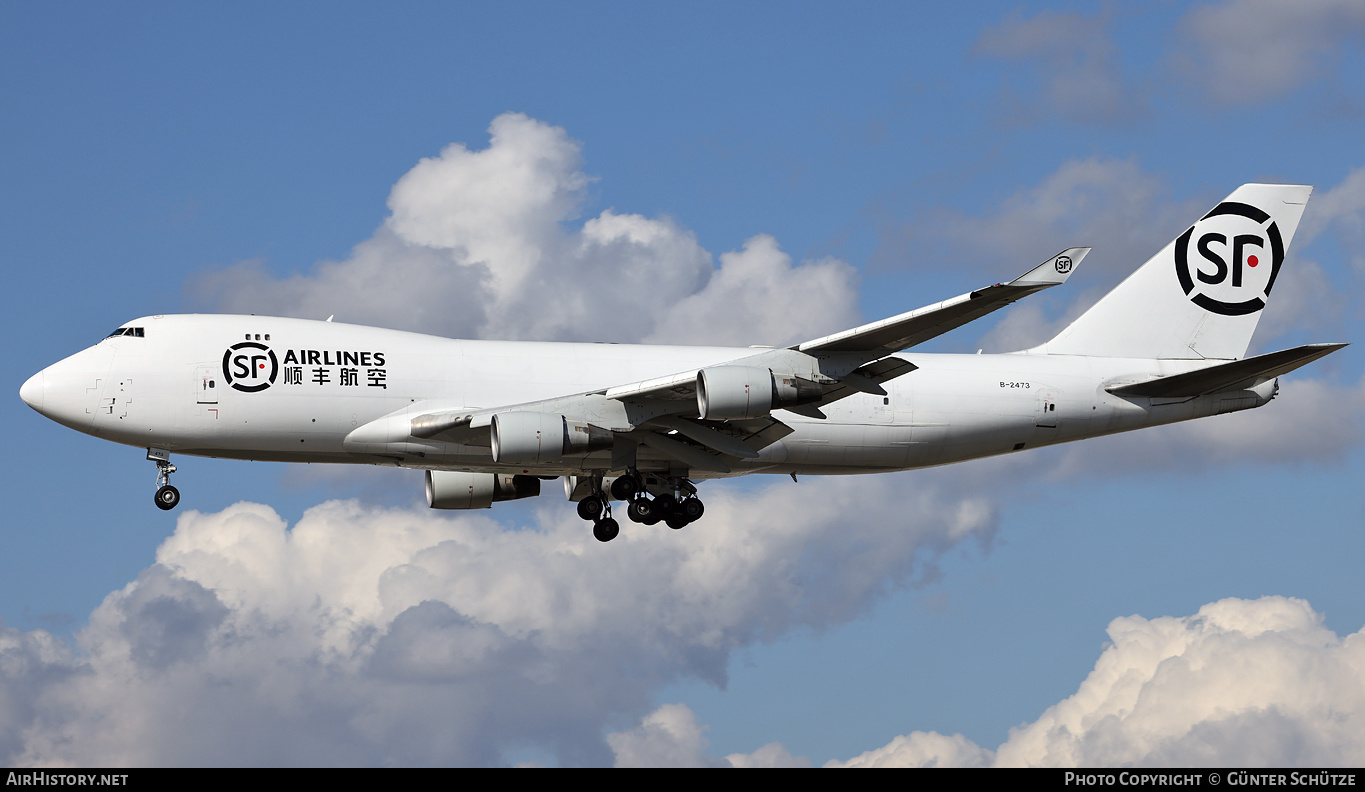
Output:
[
  {"xmin": 696, "ymin": 366, "xmax": 823, "ymax": 420},
  {"xmin": 696, "ymin": 366, "xmax": 772, "ymax": 420},
  {"xmin": 490, "ymin": 412, "xmax": 613, "ymax": 464},
  {"xmin": 426, "ymin": 470, "xmax": 542, "ymax": 509}
]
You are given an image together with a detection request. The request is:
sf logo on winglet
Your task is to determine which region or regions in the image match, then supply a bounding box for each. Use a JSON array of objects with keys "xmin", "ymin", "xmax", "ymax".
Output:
[
  {"xmin": 1054, "ymin": 255, "xmax": 1073, "ymax": 274},
  {"xmin": 222, "ymin": 342, "xmax": 279, "ymax": 392},
  {"xmin": 1175, "ymin": 201, "xmax": 1284, "ymax": 317}
]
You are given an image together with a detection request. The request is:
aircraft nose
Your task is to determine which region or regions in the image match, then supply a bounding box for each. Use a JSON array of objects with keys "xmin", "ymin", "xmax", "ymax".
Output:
[
  {"xmin": 19, "ymin": 370, "xmax": 45, "ymax": 411},
  {"xmin": 23, "ymin": 343, "xmax": 115, "ymax": 430}
]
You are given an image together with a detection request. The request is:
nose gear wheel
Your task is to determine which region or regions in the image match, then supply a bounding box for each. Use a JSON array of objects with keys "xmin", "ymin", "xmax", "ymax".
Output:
[
  {"xmin": 149, "ymin": 449, "xmax": 180, "ymax": 511},
  {"xmin": 155, "ymin": 485, "xmax": 180, "ymax": 510}
]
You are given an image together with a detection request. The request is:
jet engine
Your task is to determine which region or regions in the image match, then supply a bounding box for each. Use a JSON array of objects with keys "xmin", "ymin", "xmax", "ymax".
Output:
[
  {"xmin": 490, "ymin": 412, "xmax": 613, "ymax": 464},
  {"xmin": 696, "ymin": 366, "xmax": 823, "ymax": 420},
  {"xmin": 426, "ymin": 470, "xmax": 542, "ymax": 509}
]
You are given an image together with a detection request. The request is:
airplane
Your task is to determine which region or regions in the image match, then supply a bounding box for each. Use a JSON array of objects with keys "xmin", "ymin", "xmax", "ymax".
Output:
[{"xmin": 19, "ymin": 183, "xmax": 1346, "ymax": 542}]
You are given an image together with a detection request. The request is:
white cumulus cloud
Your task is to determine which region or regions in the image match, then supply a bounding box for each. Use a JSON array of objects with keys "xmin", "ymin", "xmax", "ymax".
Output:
[
  {"xmin": 0, "ymin": 473, "xmax": 993, "ymax": 766},
  {"xmin": 825, "ymin": 596, "xmax": 1365, "ymax": 767},
  {"xmin": 607, "ymin": 703, "xmax": 726, "ymax": 768},
  {"xmin": 826, "ymin": 730, "xmax": 993, "ymax": 768},
  {"xmin": 605, "ymin": 703, "xmax": 811, "ymax": 767},
  {"xmin": 190, "ymin": 113, "xmax": 859, "ymax": 348},
  {"xmin": 996, "ymin": 595, "xmax": 1365, "ymax": 767}
]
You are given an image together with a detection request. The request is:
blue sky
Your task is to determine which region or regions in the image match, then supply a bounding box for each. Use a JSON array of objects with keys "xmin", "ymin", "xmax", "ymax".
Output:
[{"xmin": 3, "ymin": 1, "xmax": 1364, "ymax": 767}]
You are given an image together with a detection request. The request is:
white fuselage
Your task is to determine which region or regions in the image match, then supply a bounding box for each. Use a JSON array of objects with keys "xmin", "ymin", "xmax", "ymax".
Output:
[{"xmin": 22, "ymin": 314, "xmax": 1273, "ymax": 479}]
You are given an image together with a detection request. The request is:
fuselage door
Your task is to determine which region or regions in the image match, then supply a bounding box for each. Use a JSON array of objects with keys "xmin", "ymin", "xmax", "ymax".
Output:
[
  {"xmin": 1036, "ymin": 392, "xmax": 1058, "ymax": 429},
  {"xmin": 869, "ymin": 391, "xmax": 893, "ymax": 423},
  {"xmin": 196, "ymin": 365, "xmax": 219, "ymax": 404}
]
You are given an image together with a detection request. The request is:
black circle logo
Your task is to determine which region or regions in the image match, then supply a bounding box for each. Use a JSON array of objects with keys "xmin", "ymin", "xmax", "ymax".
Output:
[
  {"xmin": 1054, "ymin": 255, "xmax": 1072, "ymax": 274},
  {"xmin": 1174, "ymin": 201, "xmax": 1284, "ymax": 317},
  {"xmin": 222, "ymin": 342, "xmax": 279, "ymax": 393}
]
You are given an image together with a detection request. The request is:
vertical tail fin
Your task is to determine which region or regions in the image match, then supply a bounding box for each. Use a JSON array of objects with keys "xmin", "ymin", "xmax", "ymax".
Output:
[{"xmin": 1041, "ymin": 183, "xmax": 1312, "ymax": 360}]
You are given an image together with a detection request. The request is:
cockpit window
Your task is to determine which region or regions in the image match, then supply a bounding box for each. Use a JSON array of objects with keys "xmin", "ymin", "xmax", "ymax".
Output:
[{"xmin": 104, "ymin": 327, "xmax": 145, "ymax": 339}]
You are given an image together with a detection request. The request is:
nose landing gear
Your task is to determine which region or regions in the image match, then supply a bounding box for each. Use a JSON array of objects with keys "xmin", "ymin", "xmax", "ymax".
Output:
[{"xmin": 148, "ymin": 448, "xmax": 180, "ymax": 511}]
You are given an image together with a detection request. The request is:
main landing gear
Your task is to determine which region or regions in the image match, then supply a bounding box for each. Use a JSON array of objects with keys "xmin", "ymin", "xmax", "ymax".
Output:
[
  {"xmin": 575, "ymin": 471, "xmax": 705, "ymax": 542},
  {"xmin": 576, "ymin": 490, "xmax": 620, "ymax": 543},
  {"xmin": 148, "ymin": 448, "xmax": 180, "ymax": 511}
]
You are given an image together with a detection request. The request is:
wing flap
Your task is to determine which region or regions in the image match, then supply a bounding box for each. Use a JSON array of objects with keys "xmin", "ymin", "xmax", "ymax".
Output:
[
  {"xmin": 648, "ymin": 416, "xmax": 763, "ymax": 458},
  {"xmin": 637, "ymin": 432, "xmax": 731, "ymax": 473},
  {"xmin": 798, "ymin": 357, "xmax": 918, "ymax": 416}
]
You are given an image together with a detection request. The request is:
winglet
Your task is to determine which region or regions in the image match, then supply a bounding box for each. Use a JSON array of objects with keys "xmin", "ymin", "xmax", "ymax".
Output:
[{"xmin": 1010, "ymin": 247, "xmax": 1089, "ymax": 287}]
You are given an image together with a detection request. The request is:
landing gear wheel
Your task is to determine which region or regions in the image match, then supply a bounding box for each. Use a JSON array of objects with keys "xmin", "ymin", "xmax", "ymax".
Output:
[
  {"xmin": 627, "ymin": 499, "xmax": 653, "ymax": 524},
  {"xmin": 154, "ymin": 485, "xmax": 180, "ymax": 511},
  {"xmin": 593, "ymin": 517, "xmax": 620, "ymax": 543},
  {"xmin": 610, "ymin": 474, "xmax": 640, "ymax": 501},
  {"xmin": 148, "ymin": 449, "xmax": 179, "ymax": 512},
  {"xmin": 681, "ymin": 498, "xmax": 704, "ymax": 521},
  {"xmin": 666, "ymin": 513, "xmax": 689, "ymax": 530},
  {"xmin": 577, "ymin": 495, "xmax": 604, "ymax": 521}
]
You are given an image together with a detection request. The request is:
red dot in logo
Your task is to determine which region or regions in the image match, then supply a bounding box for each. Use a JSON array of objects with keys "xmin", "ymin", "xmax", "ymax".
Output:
[
  {"xmin": 259, "ymin": 363, "xmax": 266, "ymax": 369},
  {"xmin": 1247, "ymin": 255, "xmax": 1259, "ymax": 267}
]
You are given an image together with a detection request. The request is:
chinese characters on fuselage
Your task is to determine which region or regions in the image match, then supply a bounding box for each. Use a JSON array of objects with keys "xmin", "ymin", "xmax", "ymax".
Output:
[{"xmin": 281, "ymin": 349, "xmax": 387, "ymax": 389}]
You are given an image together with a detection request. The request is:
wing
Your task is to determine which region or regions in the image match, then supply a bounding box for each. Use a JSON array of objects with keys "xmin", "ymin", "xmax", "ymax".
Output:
[
  {"xmin": 601, "ymin": 246, "xmax": 1089, "ymax": 407},
  {"xmin": 798, "ymin": 247, "xmax": 1089, "ymax": 357},
  {"xmin": 349, "ymin": 249, "xmax": 1088, "ymax": 470}
]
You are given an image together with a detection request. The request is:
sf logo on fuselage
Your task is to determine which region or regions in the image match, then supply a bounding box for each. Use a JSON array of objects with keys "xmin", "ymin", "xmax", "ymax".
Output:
[
  {"xmin": 1174, "ymin": 201, "xmax": 1284, "ymax": 317},
  {"xmin": 222, "ymin": 342, "xmax": 279, "ymax": 392},
  {"xmin": 1054, "ymin": 255, "xmax": 1073, "ymax": 274}
]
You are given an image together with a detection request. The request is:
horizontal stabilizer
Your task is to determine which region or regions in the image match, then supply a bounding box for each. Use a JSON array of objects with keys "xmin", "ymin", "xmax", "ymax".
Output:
[{"xmin": 1107, "ymin": 343, "xmax": 1347, "ymax": 398}]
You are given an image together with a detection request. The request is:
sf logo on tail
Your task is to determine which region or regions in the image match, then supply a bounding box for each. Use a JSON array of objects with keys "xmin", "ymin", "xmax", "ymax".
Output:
[{"xmin": 1175, "ymin": 201, "xmax": 1284, "ymax": 316}]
